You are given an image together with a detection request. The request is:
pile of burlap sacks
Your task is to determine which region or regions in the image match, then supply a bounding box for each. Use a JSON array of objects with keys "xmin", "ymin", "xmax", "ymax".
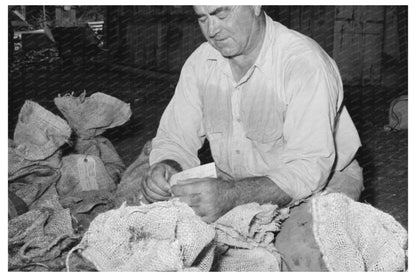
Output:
[
  {"xmin": 8, "ymin": 92, "xmax": 408, "ymax": 272},
  {"xmin": 8, "ymin": 91, "xmax": 135, "ymax": 271}
]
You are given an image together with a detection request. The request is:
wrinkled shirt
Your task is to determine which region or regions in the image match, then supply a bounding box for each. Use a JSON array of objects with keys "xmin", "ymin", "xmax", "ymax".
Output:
[{"xmin": 150, "ymin": 14, "xmax": 361, "ymax": 201}]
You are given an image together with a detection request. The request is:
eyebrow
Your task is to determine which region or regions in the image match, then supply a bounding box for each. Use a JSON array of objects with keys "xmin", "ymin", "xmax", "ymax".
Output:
[{"xmin": 196, "ymin": 6, "xmax": 230, "ymax": 18}]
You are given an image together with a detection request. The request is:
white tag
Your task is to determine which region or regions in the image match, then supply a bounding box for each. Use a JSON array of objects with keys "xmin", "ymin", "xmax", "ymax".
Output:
[
  {"xmin": 77, "ymin": 155, "xmax": 99, "ymax": 191},
  {"xmin": 169, "ymin": 162, "xmax": 217, "ymax": 186}
]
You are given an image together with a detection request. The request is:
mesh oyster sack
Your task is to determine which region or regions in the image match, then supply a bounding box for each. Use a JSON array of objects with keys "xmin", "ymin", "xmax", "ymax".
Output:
[
  {"xmin": 13, "ymin": 100, "xmax": 71, "ymax": 161},
  {"xmin": 66, "ymin": 200, "xmax": 216, "ymax": 271},
  {"xmin": 66, "ymin": 199, "xmax": 289, "ymax": 272},
  {"xmin": 54, "ymin": 91, "xmax": 131, "ymax": 183},
  {"xmin": 312, "ymin": 193, "xmax": 408, "ymax": 271},
  {"xmin": 56, "ymin": 154, "xmax": 117, "ymax": 197},
  {"xmin": 115, "ymin": 140, "xmax": 152, "ymax": 206}
]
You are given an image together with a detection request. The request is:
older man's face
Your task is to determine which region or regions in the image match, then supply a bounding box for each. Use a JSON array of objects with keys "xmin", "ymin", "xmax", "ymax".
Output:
[{"xmin": 194, "ymin": 6, "xmax": 258, "ymax": 58}]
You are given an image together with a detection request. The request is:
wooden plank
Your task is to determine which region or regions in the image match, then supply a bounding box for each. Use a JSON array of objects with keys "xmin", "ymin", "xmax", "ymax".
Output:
[
  {"xmin": 333, "ymin": 16, "xmax": 364, "ymax": 85},
  {"xmin": 300, "ymin": 6, "xmax": 312, "ymax": 38},
  {"xmin": 289, "ymin": 6, "xmax": 301, "ymax": 32},
  {"xmin": 311, "ymin": 6, "xmax": 335, "ymax": 56}
]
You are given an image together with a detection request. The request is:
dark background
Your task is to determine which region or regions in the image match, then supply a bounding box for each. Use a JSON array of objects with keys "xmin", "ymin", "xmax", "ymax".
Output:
[{"xmin": 8, "ymin": 6, "xmax": 408, "ymax": 228}]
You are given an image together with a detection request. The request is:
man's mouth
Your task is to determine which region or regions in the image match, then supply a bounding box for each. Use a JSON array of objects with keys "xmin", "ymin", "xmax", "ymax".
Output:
[{"xmin": 214, "ymin": 37, "xmax": 228, "ymax": 42}]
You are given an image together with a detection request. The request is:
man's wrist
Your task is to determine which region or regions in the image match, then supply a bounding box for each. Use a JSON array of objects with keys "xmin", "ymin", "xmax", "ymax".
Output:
[
  {"xmin": 229, "ymin": 176, "xmax": 293, "ymax": 207},
  {"xmin": 218, "ymin": 179, "xmax": 240, "ymax": 213}
]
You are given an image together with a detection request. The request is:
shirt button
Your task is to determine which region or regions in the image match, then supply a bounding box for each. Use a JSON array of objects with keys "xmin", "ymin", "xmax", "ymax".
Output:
[
  {"xmin": 236, "ymin": 150, "xmax": 240, "ymax": 154},
  {"xmin": 236, "ymin": 117, "xmax": 241, "ymax": 122}
]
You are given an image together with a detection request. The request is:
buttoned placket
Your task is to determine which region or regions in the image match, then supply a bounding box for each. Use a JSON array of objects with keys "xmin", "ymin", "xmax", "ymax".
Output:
[
  {"xmin": 230, "ymin": 85, "xmax": 244, "ymax": 177},
  {"xmin": 225, "ymin": 62, "xmax": 257, "ymax": 178}
]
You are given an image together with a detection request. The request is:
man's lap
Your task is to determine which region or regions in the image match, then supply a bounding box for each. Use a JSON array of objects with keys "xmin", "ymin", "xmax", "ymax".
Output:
[{"xmin": 275, "ymin": 159, "xmax": 364, "ymax": 271}]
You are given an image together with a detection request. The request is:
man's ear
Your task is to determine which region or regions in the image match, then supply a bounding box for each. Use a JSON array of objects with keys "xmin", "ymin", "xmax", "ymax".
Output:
[{"xmin": 253, "ymin": 6, "xmax": 262, "ymax": 16}]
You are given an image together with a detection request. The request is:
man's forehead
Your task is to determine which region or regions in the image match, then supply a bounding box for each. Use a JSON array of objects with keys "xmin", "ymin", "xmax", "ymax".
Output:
[{"xmin": 193, "ymin": 5, "xmax": 233, "ymax": 15}]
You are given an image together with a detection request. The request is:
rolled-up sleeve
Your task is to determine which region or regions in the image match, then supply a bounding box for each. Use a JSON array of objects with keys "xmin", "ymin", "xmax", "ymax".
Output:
[
  {"xmin": 266, "ymin": 57, "xmax": 339, "ymax": 201},
  {"xmin": 149, "ymin": 58, "xmax": 206, "ymax": 170}
]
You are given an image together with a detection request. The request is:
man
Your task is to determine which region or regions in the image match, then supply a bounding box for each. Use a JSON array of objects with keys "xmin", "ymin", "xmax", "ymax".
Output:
[{"xmin": 142, "ymin": 6, "xmax": 363, "ymax": 270}]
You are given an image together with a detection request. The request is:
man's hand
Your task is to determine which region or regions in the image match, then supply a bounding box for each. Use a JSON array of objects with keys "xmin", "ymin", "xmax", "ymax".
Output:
[
  {"xmin": 171, "ymin": 178, "xmax": 237, "ymax": 223},
  {"xmin": 141, "ymin": 161, "xmax": 179, "ymax": 203}
]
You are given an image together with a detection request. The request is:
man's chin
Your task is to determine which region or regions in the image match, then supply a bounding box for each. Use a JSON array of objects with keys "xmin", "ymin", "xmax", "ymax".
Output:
[
  {"xmin": 208, "ymin": 41, "xmax": 238, "ymax": 58},
  {"xmin": 217, "ymin": 47, "xmax": 238, "ymax": 58}
]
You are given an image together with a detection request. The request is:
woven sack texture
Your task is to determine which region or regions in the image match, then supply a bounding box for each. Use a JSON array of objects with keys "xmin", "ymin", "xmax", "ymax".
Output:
[
  {"xmin": 8, "ymin": 139, "xmax": 63, "ymax": 180},
  {"xmin": 215, "ymin": 202, "xmax": 289, "ymax": 250},
  {"xmin": 74, "ymin": 136, "xmax": 125, "ymax": 183},
  {"xmin": 312, "ymin": 193, "xmax": 408, "ymax": 271},
  {"xmin": 8, "ymin": 186, "xmax": 77, "ymax": 270},
  {"xmin": 13, "ymin": 100, "xmax": 71, "ymax": 161},
  {"xmin": 212, "ymin": 247, "xmax": 282, "ymax": 271},
  {"xmin": 9, "ymin": 169, "xmax": 60, "ymax": 209},
  {"xmin": 67, "ymin": 200, "xmax": 288, "ymax": 271},
  {"xmin": 67, "ymin": 200, "xmax": 216, "ymax": 271},
  {"xmin": 56, "ymin": 154, "xmax": 117, "ymax": 197},
  {"xmin": 54, "ymin": 91, "xmax": 131, "ymax": 139}
]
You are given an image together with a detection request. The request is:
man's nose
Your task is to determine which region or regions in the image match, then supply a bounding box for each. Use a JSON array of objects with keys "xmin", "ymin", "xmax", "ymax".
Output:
[{"xmin": 207, "ymin": 17, "xmax": 220, "ymax": 38}]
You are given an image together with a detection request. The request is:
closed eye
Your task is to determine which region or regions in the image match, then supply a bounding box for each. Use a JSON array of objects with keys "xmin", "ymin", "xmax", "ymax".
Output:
[{"xmin": 198, "ymin": 15, "xmax": 208, "ymax": 23}]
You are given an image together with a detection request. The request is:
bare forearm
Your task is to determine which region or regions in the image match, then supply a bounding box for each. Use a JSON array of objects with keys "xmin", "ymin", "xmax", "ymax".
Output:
[{"xmin": 228, "ymin": 176, "xmax": 292, "ymax": 208}]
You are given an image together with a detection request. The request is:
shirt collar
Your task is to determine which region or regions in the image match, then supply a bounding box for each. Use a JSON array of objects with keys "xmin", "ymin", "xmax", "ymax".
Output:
[{"xmin": 205, "ymin": 13, "xmax": 275, "ymax": 76}]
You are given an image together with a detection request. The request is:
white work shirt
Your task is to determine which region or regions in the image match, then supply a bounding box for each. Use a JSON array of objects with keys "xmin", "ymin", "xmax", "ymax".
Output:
[{"xmin": 150, "ymin": 14, "xmax": 361, "ymax": 201}]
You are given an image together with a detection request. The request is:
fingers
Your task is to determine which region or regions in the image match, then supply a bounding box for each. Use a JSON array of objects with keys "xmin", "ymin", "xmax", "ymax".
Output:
[
  {"xmin": 148, "ymin": 164, "xmax": 172, "ymax": 193},
  {"xmin": 141, "ymin": 163, "xmax": 173, "ymax": 203},
  {"xmin": 142, "ymin": 181, "xmax": 171, "ymax": 202}
]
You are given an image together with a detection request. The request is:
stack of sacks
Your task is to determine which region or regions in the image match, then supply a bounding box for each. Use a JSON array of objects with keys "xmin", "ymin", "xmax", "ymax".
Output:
[
  {"xmin": 8, "ymin": 100, "xmax": 71, "ymax": 218},
  {"xmin": 8, "ymin": 101, "xmax": 78, "ymax": 271},
  {"xmin": 54, "ymin": 91, "xmax": 131, "ymax": 196}
]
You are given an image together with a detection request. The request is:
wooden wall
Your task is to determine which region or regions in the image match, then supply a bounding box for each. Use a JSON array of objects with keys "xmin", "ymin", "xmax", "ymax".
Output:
[
  {"xmin": 104, "ymin": 6, "xmax": 406, "ymax": 88},
  {"xmin": 105, "ymin": 6, "xmax": 204, "ymax": 73}
]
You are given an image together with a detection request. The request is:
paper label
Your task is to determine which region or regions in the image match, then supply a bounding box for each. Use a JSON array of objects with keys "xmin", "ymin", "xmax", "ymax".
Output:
[
  {"xmin": 77, "ymin": 155, "xmax": 99, "ymax": 191},
  {"xmin": 169, "ymin": 162, "xmax": 217, "ymax": 186}
]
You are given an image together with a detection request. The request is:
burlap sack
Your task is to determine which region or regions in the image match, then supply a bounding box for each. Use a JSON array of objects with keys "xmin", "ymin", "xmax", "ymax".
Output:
[
  {"xmin": 8, "ymin": 186, "xmax": 78, "ymax": 271},
  {"xmin": 212, "ymin": 247, "xmax": 282, "ymax": 272},
  {"xmin": 56, "ymin": 154, "xmax": 117, "ymax": 197},
  {"xmin": 54, "ymin": 91, "xmax": 131, "ymax": 139},
  {"xmin": 54, "ymin": 91, "xmax": 130, "ymax": 184},
  {"xmin": 312, "ymin": 193, "xmax": 407, "ymax": 271},
  {"xmin": 9, "ymin": 169, "xmax": 60, "ymax": 209},
  {"xmin": 13, "ymin": 100, "xmax": 71, "ymax": 161},
  {"xmin": 212, "ymin": 202, "xmax": 288, "ymax": 272},
  {"xmin": 8, "ymin": 139, "xmax": 62, "ymax": 181},
  {"xmin": 67, "ymin": 200, "xmax": 288, "ymax": 272},
  {"xmin": 74, "ymin": 136, "xmax": 125, "ymax": 184},
  {"xmin": 66, "ymin": 200, "xmax": 216, "ymax": 271},
  {"xmin": 215, "ymin": 203, "xmax": 289, "ymax": 250},
  {"xmin": 9, "ymin": 138, "xmax": 63, "ymax": 211},
  {"xmin": 59, "ymin": 189, "xmax": 115, "ymax": 235}
]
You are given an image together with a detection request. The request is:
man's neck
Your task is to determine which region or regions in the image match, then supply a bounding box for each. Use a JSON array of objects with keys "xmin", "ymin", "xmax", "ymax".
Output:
[{"xmin": 229, "ymin": 14, "xmax": 266, "ymax": 82}]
